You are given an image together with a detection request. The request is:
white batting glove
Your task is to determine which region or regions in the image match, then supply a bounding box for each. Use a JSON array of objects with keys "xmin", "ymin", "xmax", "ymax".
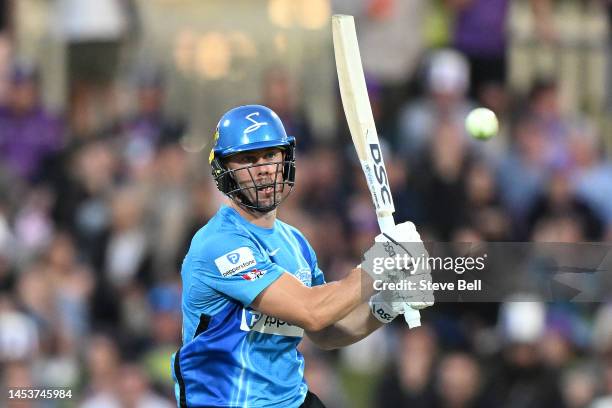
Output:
[
  {"xmin": 374, "ymin": 222, "xmax": 434, "ymax": 311},
  {"xmin": 374, "ymin": 221, "xmax": 422, "ymax": 245}
]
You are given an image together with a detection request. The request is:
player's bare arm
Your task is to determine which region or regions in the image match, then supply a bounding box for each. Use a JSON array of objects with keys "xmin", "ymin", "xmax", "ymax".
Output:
[
  {"xmin": 305, "ymin": 302, "xmax": 384, "ymax": 350},
  {"xmin": 251, "ymin": 267, "xmax": 374, "ymax": 332}
]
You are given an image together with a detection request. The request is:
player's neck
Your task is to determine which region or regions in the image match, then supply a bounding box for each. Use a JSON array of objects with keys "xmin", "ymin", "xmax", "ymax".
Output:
[{"xmin": 229, "ymin": 200, "xmax": 277, "ymax": 229}]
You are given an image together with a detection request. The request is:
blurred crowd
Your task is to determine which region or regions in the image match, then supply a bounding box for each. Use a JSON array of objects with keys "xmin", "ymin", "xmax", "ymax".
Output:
[{"xmin": 0, "ymin": 0, "xmax": 611, "ymax": 407}]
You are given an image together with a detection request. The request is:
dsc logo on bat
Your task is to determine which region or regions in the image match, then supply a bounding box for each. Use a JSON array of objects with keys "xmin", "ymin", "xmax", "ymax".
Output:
[{"xmin": 369, "ymin": 143, "xmax": 393, "ymax": 209}]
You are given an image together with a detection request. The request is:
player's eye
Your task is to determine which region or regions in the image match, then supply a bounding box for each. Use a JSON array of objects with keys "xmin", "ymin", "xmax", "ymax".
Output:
[
  {"xmin": 239, "ymin": 155, "xmax": 255, "ymax": 164},
  {"xmin": 265, "ymin": 152, "xmax": 278, "ymax": 160}
]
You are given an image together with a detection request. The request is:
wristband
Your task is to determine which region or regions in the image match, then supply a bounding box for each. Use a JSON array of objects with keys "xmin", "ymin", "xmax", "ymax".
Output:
[{"xmin": 368, "ymin": 294, "xmax": 398, "ymax": 323}]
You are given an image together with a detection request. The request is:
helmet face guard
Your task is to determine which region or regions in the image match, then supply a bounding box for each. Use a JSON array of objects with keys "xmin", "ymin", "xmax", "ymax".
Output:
[{"xmin": 211, "ymin": 141, "xmax": 296, "ymax": 213}]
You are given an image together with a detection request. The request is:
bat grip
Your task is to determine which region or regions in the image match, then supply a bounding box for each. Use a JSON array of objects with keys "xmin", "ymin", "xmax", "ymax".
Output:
[{"xmin": 377, "ymin": 213, "xmax": 422, "ymax": 329}]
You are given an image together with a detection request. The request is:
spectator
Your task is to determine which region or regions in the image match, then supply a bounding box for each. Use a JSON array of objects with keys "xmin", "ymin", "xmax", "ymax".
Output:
[
  {"xmin": 0, "ymin": 294, "xmax": 38, "ymax": 362},
  {"xmin": 79, "ymin": 334, "xmax": 120, "ymax": 405},
  {"xmin": 86, "ymin": 185, "xmax": 152, "ymax": 331},
  {"xmin": 414, "ymin": 119, "xmax": 474, "ymax": 239},
  {"xmin": 261, "ymin": 66, "xmax": 314, "ymax": 152},
  {"xmin": 527, "ymin": 78, "xmax": 574, "ymax": 169},
  {"xmin": 54, "ymin": 0, "xmax": 138, "ymax": 135},
  {"xmin": 447, "ymin": 0, "xmax": 556, "ymax": 99},
  {"xmin": 15, "ymin": 261, "xmax": 55, "ymax": 344},
  {"xmin": 142, "ymin": 281, "xmax": 182, "ymax": 396},
  {"xmin": 44, "ymin": 232, "xmax": 94, "ymax": 345},
  {"xmin": 100, "ymin": 185, "xmax": 151, "ymax": 288},
  {"xmin": 397, "ymin": 49, "xmax": 474, "ymax": 161},
  {"xmin": 560, "ymin": 365, "xmax": 598, "ymax": 408},
  {"xmin": 527, "ymin": 169, "xmax": 604, "ymax": 240},
  {"xmin": 496, "ymin": 116, "xmax": 549, "ymax": 233},
  {"xmin": 50, "ymin": 138, "xmax": 118, "ymax": 250},
  {"xmin": 375, "ymin": 326, "xmax": 438, "ymax": 407},
  {"xmin": 119, "ymin": 68, "xmax": 186, "ymax": 177},
  {"xmin": 481, "ymin": 301, "xmax": 564, "ymax": 407},
  {"xmin": 146, "ymin": 141, "xmax": 191, "ymax": 279},
  {"xmin": 464, "ymin": 161, "xmax": 511, "ymax": 240},
  {"xmin": 570, "ymin": 121, "xmax": 612, "ymax": 234},
  {"xmin": 434, "ymin": 352, "xmax": 483, "ymax": 408},
  {"xmin": 13, "ymin": 187, "xmax": 55, "ymax": 260},
  {"xmin": 448, "ymin": 0, "xmax": 509, "ymax": 99},
  {"xmin": 0, "ymin": 62, "xmax": 64, "ymax": 183}
]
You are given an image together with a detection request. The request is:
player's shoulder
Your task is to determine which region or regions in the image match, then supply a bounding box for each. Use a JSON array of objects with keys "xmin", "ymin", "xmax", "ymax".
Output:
[
  {"xmin": 275, "ymin": 218, "xmax": 304, "ymax": 237},
  {"xmin": 189, "ymin": 206, "xmax": 257, "ymax": 259},
  {"xmin": 275, "ymin": 219, "xmax": 312, "ymax": 247}
]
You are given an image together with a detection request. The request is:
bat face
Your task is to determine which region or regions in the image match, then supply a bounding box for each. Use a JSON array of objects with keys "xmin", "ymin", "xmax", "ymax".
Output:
[{"xmin": 332, "ymin": 14, "xmax": 394, "ymax": 215}]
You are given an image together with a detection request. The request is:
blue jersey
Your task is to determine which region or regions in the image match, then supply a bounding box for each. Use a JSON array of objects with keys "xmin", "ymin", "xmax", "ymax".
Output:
[{"xmin": 171, "ymin": 205, "xmax": 325, "ymax": 408}]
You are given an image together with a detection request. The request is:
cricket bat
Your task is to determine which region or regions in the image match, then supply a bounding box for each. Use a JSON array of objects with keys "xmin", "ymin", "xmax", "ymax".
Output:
[{"xmin": 332, "ymin": 14, "xmax": 421, "ymax": 328}]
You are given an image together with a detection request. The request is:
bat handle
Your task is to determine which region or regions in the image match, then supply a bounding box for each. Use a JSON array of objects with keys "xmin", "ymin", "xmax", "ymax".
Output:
[
  {"xmin": 404, "ymin": 305, "xmax": 421, "ymax": 328},
  {"xmin": 377, "ymin": 214, "xmax": 422, "ymax": 329},
  {"xmin": 376, "ymin": 214, "xmax": 396, "ymax": 233}
]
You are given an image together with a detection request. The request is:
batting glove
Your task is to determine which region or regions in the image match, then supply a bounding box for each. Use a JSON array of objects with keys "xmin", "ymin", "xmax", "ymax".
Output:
[{"xmin": 373, "ymin": 222, "xmax": 434, "ymax": 311}]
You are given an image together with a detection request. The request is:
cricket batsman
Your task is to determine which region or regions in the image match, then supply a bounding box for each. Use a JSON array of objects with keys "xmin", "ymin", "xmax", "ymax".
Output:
[{"xmin": 171, "ymin": 105, "xmax": 432, "ymax": 407}]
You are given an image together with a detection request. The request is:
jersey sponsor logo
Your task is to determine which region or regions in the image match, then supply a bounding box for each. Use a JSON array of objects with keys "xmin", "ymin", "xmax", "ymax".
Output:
[
  {"xmin": 240, "ymin": 308, "xmax": 262, "ymax": 330},
  {"xmin": 244, "ymin": 112, "xmax": 268, "ymax": 135},
  {"xmin": 227, "ymin": 252, "xmax": 240, "ymax": 264},
  {"xmin": 215, "ymin": 247, "xmax": 256, "ymax": 277},
  {"xmin": 241, "ymin": 268, "xmax": 267, "ymax": 281},
  {"xmin": 240, "ymin": 308, "xmax": 304, "ymax": 337}
]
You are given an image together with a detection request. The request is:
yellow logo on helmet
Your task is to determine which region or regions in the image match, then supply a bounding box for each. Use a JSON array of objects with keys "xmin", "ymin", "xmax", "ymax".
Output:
[{"xmin": 209, "ymin": 129, "xmax": 220, "ymax": 163}]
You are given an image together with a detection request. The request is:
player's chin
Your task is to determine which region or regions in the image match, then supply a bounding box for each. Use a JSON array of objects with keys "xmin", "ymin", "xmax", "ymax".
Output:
[
  {"xmin": 246, "ymin": 189, "xmax": 278, "ymax": 205},
  {"xmin": 259, "ymin": 192, "xmax": 281, "ymax": 206}
]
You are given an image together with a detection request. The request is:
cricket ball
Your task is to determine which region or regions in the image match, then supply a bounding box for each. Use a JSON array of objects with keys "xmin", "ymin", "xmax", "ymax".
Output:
[{"xmin": 465, "ymin": 108, "xmax": 498, "ymax": 140}]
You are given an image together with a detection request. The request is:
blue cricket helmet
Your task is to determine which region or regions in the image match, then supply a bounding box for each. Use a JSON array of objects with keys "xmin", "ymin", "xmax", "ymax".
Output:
[
  {"xmin": 209, "ymin": 105, "xmax": 296, "ymax": 212},
  {"xmin": 210, "ymin": 105, "xmax": 295, "ymax": 159}
]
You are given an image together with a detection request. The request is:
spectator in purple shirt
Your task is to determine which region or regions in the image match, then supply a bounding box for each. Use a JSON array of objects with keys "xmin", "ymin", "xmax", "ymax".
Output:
[
  {"xmin": 448, "ymin": 0, "xmax": 554, "ymax": 99},
  {"xmin": 448, "ymin": 0, "xmax": 509, "ymax": 99},
  {"xmin": 0, "ymin": 63, "xmax": 64, "ymax": 182}
]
